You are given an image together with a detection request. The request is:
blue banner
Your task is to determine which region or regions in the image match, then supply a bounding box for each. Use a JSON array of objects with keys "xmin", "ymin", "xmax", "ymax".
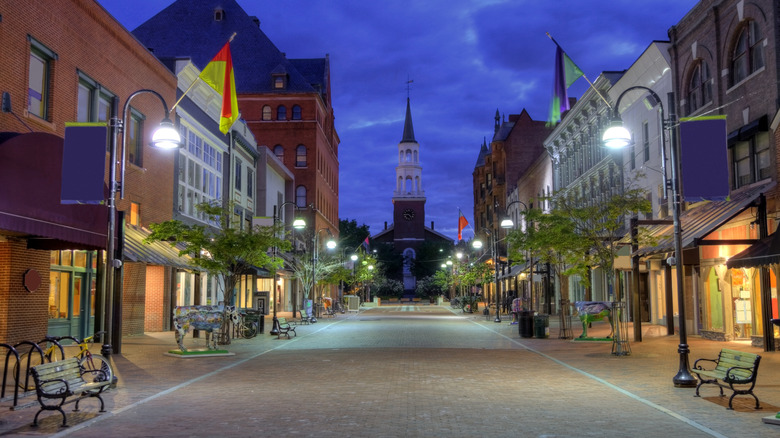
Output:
[
  {"xmin": 679, "ymin": 116, "xmax": 729, "ymax": 201},
  {"xmin": 61, "ymin": 123, "xmax": 107, "ymax": 204}
]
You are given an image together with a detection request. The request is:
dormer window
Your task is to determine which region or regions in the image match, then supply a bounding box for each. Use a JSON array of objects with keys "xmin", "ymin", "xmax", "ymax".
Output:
[
  {"xmin": 273, "ymin": 74, "xmax": 286, "ymax": 89},
  {"xmin": 214, "ymin": 8, "xmax": 225, "ymax": 21}
]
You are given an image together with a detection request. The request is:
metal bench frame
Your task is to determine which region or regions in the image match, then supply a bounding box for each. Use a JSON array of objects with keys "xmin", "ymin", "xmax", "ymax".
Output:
[
  {"xmin": 30, "ymin": 357, "xmax": 110, "ymax": 427},
  {"xmin": 692, "ymin": 348, "xmax": 761, "ymax": 410}
]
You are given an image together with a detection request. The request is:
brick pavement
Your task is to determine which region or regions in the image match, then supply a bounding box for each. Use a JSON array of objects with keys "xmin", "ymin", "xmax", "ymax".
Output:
[{"xmin": 0, "ymin": 305, "xmax": 777, "ymax": 437}]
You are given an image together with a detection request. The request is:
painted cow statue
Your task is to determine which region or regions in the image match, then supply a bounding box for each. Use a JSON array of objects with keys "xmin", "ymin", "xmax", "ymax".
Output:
[
  {"xmin": 574, "ymin": 301, "xmax": 613, "ymax": 339},
  {"xmin": 173, "ymin": 305, "xmax": 239, "ymax": 351}
]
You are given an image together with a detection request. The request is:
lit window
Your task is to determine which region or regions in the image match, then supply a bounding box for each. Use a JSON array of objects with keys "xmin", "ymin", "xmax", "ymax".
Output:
[
  {"xmin": 273, "ymin": 75, "xmax": 286, "ymax": 89},
  {"xmin": 262, "ymin": 105, "xmax": 272, "ymax": 121},
  {"xmin": 130, "ymin": 202, "xmax": 140, "ymax": 226}
]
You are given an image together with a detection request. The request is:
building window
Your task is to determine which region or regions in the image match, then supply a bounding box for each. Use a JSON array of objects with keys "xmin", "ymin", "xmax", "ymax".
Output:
[
  {"xmin": 246, "ymin": 169, "xmax": 253, "ymax": 199},
  {"xmin": 296, "ymin": 185, "xmax": 307, "ymax": 207},
  {"xmin": 687, "ymin": 61, "xmax": 712, "ymax": 114},
  {"xmin": 130, "ymin": 202, "xmax": 140, "ymax": 226},
  {"xmin": 127, "ymin": 109, "xmax": 144, "ymax": 167},
  {"xmin": 731, "ymin": 20, "xmax": 764, "ymax": 86},
  {"xmin": 629, "ymin": 142, "xmax": 636, "ymax": 170},
  {"xmin": 273, "ymin": 144, "xmax": 284, "ymax": 160},
  {"xmin": 642, "ymin": 121, "xmax": 650, "ymax": 162},
  {"xmin": 292, "ymin": 105, "xmax": 302, "ymax": 120},
  {"xmin": 28, "ymin": 37, "xmax": 57, "ymax": 120},
  {"xmin": 273, "ymin": 74, "xmax": 286, "ymax": 89},
  {"xmin": 731, "ymin": 131, "xmax": 770, "ymax": 189},
  {"xmin": 262, "ymin": 105, "xmax": 272, "ymax": 121},
  {"xmin": 76, "ymin": 74, "xmax": 114, "ymax": 124},
  {"xmin": 277, "ymin": 105, "xmax": 286, "ymax": 121},
  {"xmin": 486, "ymin": 173, "xmax": 492, "ymax": 192},
  {"xmin": 296, "ymin": 145, "xmax": 307, "ymax": 167},
  {"xmin": 234, "ymin": 161, "xmax": 242, "ymax": 191}
]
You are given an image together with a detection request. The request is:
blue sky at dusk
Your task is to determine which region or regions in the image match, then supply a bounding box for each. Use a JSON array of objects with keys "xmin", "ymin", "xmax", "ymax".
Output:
[{"xmin": 98, "ymin": 0, "xmax": 699, "ymax": 241}]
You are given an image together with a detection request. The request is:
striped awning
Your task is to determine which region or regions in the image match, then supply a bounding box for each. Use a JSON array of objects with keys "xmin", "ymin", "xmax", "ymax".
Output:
[
  {"xmin": 726, "ymin": 231, "xmax": 780, "ymax": 269},
  {"xmin": 633, "ymin": 181, "xmax": 775, "ymax": 257},
  {"xmin": 123, "ymin": 224, "xmax": 197, "ymax": 271}
]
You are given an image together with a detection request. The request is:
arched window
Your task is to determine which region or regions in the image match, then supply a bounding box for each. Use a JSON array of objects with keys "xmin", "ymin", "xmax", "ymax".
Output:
[
  {"xmin": 732, "ymin": 20, "xmax": 764, "ymax": 85},
  {"xmin": 405, "ymin": 149, "xmax": 412, "ymax": 162},
  {"xmin": 296, "ymin": 145, "xmax": 307, "ymax": 167},
  {"xmin": 413, "ymin": 150, "xmax": 418, "ymax": 163},
  {"xmin": 397, "ymin": 176, "xmax": 403, "ymax": 191},
  {"xmin": 415, "ymin": 176, "xmax": 420, "ymax": 192},
  {"xmin": 405, "ymin": 176, "xmax": 413, "ymax": 193},
  {"xmin": 687, "ymin": 61, "xmax": 712, "ymax": 114},
  {"xmin": 292, "ymin": 105, "xmax": 302, "ymax": 120},
  {"xmin": 273, "ymin": 145, "xmax": 284, "ymax": 160},
  {"xmin": 277, "ymin": 105, "xmax": 287, "ymax": 121},
  {"xmin": 399, "ymin": 151, "xmax": 403, "ymax": 163},
  {"xmin": 295, "ymin": 185, "xmax": 307, "ymax": 208},
  {"xmin": 262, "ymin": 105, "xmax": 272, "ymax": 121}
]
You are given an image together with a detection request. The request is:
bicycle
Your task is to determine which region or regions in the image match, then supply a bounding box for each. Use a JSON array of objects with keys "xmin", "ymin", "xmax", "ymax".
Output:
[
  {"xmin": 233, "ymin": 312, "xmax": 258, "ymax": 339},
  {"xmin": 14, "ymin": 331, "xmax": 114, "ymax": 391}
]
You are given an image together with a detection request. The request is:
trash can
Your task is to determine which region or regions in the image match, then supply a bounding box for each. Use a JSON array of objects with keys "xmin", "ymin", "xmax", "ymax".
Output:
[
  {"xmin": 519, "ymin": 310, "xmax": 534, "ymax": 338},
  {"xmin": 534, "ymin": 314, "xmax": 549, "ymax": 339}
]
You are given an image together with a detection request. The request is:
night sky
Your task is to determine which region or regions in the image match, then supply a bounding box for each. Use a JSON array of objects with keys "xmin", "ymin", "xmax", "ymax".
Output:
[{"xmin": 98, "ymin": 0, "xmax": 699, "ymax": 241}]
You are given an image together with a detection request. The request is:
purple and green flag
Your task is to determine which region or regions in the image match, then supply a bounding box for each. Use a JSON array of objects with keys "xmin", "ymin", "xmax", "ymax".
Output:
[{"xmin": 548, "ymin": 45, "xmax": 584, "ymax": 126}]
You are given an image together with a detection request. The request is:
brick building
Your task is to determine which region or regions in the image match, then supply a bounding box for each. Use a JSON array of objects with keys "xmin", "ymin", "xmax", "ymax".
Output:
[{"xmin": 0, "ymin": 0, "xmax": 178, "ymax": 345}]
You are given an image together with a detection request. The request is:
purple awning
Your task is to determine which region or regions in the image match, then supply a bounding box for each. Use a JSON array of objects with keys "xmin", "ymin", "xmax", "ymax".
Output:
[{"xmin": 0, "ymin": 132, "xmax": 108, "ymax": 250}]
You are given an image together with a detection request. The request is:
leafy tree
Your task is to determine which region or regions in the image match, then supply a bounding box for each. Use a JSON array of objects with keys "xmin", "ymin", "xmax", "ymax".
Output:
[
  {"xmin": 145, "ymin": 202, "xmax": 289, "ymax": 343},
  {"xmin": 339, "ymin": 218, "xmax": 371, "ymax": 254},
  {"xmin": 373, "ymin": 278, "xmax": 404, "ymax": 298},
  {"xmin": 410, "ymin": 240, "xmax": 454, "ymax": 280},
  {"xmin": 415, "ymin": 275, "xmax": 444, "ymax": 301}
]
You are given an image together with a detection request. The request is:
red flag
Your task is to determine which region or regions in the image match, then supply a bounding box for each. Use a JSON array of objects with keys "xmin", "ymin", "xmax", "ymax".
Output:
[
  {"xmin": 457, "ymin": 211, "xmax": 469, "ymax": 241},
  {"xmin": 199, "ymin": 42, "xmax": 239, "ymax": 134},
  {"xmin": 362, "ymin": 236, "xmax": 370, "ymax": 251}
]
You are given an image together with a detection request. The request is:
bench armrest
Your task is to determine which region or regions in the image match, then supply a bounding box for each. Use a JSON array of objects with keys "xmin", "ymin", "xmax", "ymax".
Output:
[
  {"xmin": 38, "ymin": 378, "xmax": 70, "ymax": 397},
  {"xmin": 81, "ymin": 368, "xmax": 109, "ymax": 382},
  {"xmin": 692, "ymin": 357, "xmax": 717, "ymax": 370},
  {"xmin": 724, "ymin": 365, "xmax": 755, "ymax": 382}
]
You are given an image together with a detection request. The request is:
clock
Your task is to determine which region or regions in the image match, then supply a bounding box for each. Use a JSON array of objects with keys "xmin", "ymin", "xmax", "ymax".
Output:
[{"xmin": 403, "ymin": 208, "xmax": 415, "ymax": 221}]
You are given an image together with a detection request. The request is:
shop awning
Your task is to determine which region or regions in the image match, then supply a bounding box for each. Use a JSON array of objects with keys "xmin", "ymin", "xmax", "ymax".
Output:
[
  {"xmin": 633, "ymin": 181, "xmax": 775, "ymax": 257},
  {"xmin": 123, "ymin": 224, "xmax": 197, "ymax": 270},
  {"xmin": 726, "ymin": 231, "xmax": 780, "ymax": 269},
  {"xmin": 0, "ymin": 132, "xmax": 108, "ymax": 250}
]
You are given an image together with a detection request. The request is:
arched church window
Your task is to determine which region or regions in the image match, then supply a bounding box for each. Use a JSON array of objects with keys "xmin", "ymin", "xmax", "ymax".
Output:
[
  {"xmin": 415, "ymin": 176, "xmax": 420, "ymax": 192},
  {"xmin": 397, "ymin": 176, "xmax": 403, "ymax": 192},
  {"xmin": 413, "ymin": 150, "xmax": 418, "ymax": 163},
  {"xmin": 399, "ymin": 151, "xmax": 404, "ymax": 163},
  {"xmin": 405, "ymin": 149, "xmax": 412, "ymax": 162},
  {"xmin": 405, "ymin": 176, "xmax": 413, "ymax": 193}
]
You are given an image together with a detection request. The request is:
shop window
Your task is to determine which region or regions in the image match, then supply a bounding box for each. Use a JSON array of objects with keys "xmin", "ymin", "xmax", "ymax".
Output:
[
  {"xmin": 731, "ymin": 131, "xmax": 770, "ymax": 189},
  {"xmin": 49, "ymin": 271, "xmax": 70, "ymax": 319}
]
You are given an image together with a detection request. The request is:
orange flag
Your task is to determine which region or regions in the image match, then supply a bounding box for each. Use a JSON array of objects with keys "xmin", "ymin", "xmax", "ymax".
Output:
[
  {"xmin": 457, "ymin": 211, "xmax": 469, "ymax": 241},
  {"xmin": 199, "ymin": 42, "xmax": 239, "ymax": 134}
]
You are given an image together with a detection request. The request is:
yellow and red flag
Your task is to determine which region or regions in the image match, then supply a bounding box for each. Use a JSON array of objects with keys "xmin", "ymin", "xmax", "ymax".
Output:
[
  {"xmin": 199, "ymin": 42, "xmax": 239, "ymax": 134},
  {"xmin": 457, "ymin": 210, "xmax": 469, "ymax": 241}
]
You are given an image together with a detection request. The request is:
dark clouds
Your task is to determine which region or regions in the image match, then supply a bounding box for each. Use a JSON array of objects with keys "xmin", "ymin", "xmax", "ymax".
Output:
[{"xmin": 100, "ymin": 0, "xmax": 699, "ymax": 240}]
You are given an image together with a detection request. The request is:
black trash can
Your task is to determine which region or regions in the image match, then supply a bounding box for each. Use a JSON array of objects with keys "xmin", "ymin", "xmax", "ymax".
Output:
[
  {"xmin": 519, "ymin": 310, "xmax": 534, "ymax": 338},
  {"xmin": 534, "ymin": 314, "xmax": 549, "ymax": 339}
]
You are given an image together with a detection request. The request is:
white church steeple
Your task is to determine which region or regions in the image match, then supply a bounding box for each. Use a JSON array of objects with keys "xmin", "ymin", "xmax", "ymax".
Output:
[{"xmin": 394, "ymin": 98, "xmax": 424, "ymax": 199}]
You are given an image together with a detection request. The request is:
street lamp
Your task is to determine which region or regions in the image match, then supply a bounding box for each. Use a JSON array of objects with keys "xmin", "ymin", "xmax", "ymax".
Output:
[
  {"xmin": 602, "ymin": 86, "xmax": 696, "ymax": 386},
  {"xmin": 270, "ymin": 201, "xmax": 305, "ymax": 335},
  {"xmin": 103, "ymin": 89, "xmax": 182, "ymax": 357},
  {"xmin": 473, "ymin": 228, "xmax": 501, "ymax": 323},
  {"xmin": 310, "ymin": 228, "xmax": 336, "ymax": 322}
]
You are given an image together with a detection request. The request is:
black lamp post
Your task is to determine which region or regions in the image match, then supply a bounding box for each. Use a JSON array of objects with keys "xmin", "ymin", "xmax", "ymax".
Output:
[
  {"xmin": 103, "ymin": 89, "xmax": 182, "ymax": 357},
  {"xmin": 270, "ymin": 201, "xmax": 305, "ymax": 335},
  {"xmin": 472, "ymin": 229, "xmax": 501, "ymax": 323},
  {"xmin": 311, "ymin": 228, "xmax": 336, "ymax": 323},
  {"xmin": 602, "ymin": 86, "xmax": 696, "ymax": 387}
]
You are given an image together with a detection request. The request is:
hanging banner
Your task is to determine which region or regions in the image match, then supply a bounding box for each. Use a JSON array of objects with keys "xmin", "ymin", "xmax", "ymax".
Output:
[
  {"xmin": 679, "ymin": 116, "xmax": 728, "ymax": 202},
  {"xmin": 61, "ymin": 122, "xmax": 107, "ymax": 204}
]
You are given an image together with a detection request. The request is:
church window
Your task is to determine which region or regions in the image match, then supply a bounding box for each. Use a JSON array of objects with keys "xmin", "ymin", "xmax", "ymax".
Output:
[
  {"xmin": 262, "ymin": 105, "xmax": 272, "ymax": 121},
  {"xmin": 397, "ymin": 176, "xmax": 403, "ymax": 192},
  {"xmin": 295, "ymin": 185, "xmax": 307, "ymax": 207},
  {"xmin": 415, "ymin": 176, "xmax": 420, "ymax": 192},
  {"xmin": 399, "ymin": 151, "xmax": 403, "ymax": 163},
  {"xmin": 405, "ymin": 149, "xmax": 412, "ymax": 162},
  {"xmin": 405, "ymin": 176, "xmax": 413, "ymax": 193}
]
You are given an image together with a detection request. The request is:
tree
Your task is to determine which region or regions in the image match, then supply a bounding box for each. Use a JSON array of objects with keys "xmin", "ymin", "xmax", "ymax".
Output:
[
  {"xmin": 338, "ymin": 218, "xmax": 370, "ymax": 253},
  {"xmin": 145, "ymin": 202, "xmax": 289, "ymax": 343},
  {"xmin": 410, "ymin": 240, "xmax": 454, "ymax": 280},
  {"xmin": 507, "ymin": 188, "xmax": 651, "ymax": 302}
]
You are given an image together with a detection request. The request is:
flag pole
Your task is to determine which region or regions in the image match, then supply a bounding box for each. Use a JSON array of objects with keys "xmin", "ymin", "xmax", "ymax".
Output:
[
  {"xmin": 169, "ymin": 32, "xmax": 238, "ymax": 114},
  {"xmin": 546, "ymin": 32, "xmax": 612, "ymax": 110}
]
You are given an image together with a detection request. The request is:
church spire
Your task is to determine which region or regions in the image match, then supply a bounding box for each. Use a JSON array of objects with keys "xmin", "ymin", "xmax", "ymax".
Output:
[{"xmin": 401, "ymin": 97, "xmax": 416, "ymax": 143}]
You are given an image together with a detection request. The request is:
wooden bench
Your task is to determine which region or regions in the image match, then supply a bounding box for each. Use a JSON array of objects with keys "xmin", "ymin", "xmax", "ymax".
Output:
[
  {"xmin": 692, "ymin": 348, "xmax": 761, "ymax": 410},
  {"xmin": 295, "ymin": 310, "xmax": 311, "ymax": 325},
  {"xmin": 277, "ymin": 317, "xmax": 296, "ymax": 339},
  {"xmin": 30, "ymin": 357, "xmax": 111, "ymax": 427}
]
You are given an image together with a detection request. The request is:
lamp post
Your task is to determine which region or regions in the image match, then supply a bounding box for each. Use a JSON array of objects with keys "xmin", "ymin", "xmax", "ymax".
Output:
[
  {"xmin": 103, "ymin": 89, "xmax": 182, "ymax": 357},
  {"xmin": 501, "ymin": 200, "xmax": 531, "ymax": 313},
  {"xmin": 472, "ymin": 228, "xmax": 501, "ymax": 323},
  {"xmin": 270, "ymin": 201, "xmax": 305, "ymax": 335},
  {"xmin": 602, "ymin": 86, "xmax": 696, "ymax": 386},
  {"xmin": 311, "ymin": 228, "xmax": 336, "ymax": 323}
]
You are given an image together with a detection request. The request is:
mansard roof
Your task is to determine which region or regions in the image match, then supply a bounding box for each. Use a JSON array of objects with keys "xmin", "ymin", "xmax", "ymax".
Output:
[{"xmin": 132, "ymin": 0, "xmax": 325, "ymax": 96}]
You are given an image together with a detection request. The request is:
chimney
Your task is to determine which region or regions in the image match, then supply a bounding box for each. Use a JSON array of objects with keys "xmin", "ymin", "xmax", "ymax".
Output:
[
  {"xmin": 384, "ymin": 221, "xmax": 388, "ymax": 230},
  {"xmin": 430, "ymin": 221, "xmax": 434, "ymax": 229},
  {"xmin": 251, "ymin": 16, "xmax": 260, "ymax": 27}
]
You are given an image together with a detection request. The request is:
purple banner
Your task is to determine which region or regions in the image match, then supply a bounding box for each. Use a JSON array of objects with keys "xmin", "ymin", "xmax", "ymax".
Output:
[
  {"xmin": 679, "ymin": 116, "xmax": 729, "ymax": 201},
  {"xmin": 61, "ymin": 124, "xmax": 107, "ymax": 204}
]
